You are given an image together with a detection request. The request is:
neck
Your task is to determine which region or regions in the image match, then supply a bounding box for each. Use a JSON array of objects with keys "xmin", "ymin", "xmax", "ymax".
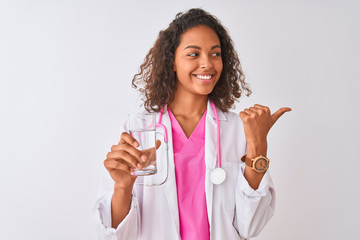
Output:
[{"xmin": 168, "ymin": 93, "xmax": 208, "ymax": 118}]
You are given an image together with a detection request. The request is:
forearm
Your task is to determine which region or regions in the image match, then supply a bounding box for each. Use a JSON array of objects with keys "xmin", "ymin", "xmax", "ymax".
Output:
[
  {"xmin": 244, "ymin": 142, "xmax": 267, "ymax": 190},
  {"xmin": 111, "ymin": 184, "xmax": 133, "ymax": 228}
]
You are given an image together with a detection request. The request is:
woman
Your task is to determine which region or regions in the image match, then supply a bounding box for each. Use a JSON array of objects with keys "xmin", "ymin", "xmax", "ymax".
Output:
[{"xmin": 95, "ymin": 8, "xmax": 291, "ymax": 240}]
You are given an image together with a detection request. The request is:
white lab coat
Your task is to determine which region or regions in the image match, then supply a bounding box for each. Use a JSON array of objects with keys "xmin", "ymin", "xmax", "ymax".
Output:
[{"xmin": 94, "ymin": 101, "xmax": 275, "ymax": 240}]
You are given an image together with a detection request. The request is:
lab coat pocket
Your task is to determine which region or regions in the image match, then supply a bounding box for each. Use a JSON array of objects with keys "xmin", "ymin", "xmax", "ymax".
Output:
[{"xmin": 220, "ymin": 162, "xmax": 240, "ymax": 211}]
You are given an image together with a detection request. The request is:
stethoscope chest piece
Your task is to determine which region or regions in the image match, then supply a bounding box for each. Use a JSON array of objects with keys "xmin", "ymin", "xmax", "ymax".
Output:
[{"xmin": 210, "ymin": 167, "xmax": 226, "ymax": 185}]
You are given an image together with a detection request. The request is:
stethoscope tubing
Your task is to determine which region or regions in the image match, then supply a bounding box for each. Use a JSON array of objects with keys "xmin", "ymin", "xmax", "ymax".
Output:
[{"xmin": 210, "ymin": 101, "xmax": 221, "ymax": 168}]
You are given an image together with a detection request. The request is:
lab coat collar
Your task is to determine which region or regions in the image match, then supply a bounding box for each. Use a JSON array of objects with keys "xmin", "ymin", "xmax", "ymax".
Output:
[
  {"xmin": 204, "ymin": 101, "xmax": 219, "ymax": 233},
  {"xmin": 206, "ymin": 100, "xmax": 227, "ymax": 121},
  {"xmin": 157, "ymin": 110, "xmax": 181, "ymax": 238}
]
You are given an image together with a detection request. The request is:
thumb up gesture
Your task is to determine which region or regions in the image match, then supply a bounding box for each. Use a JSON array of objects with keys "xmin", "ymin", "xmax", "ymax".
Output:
[{"xmin": 239, "ymin": 104, "xmax": 291, "ymax": 155}]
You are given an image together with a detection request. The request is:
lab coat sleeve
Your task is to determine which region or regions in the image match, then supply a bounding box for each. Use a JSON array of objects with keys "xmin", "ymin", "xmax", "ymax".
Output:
[
  {"xmin": 94, "ymin": 190, "xmax": 140, "ymax": 240},
  {"xmin": 93, "ymin": 121, "xmax": 140, "ymax": 240},
  {"xmin": 234, "ymin": 163, "xmax": 275, "ymax": 239}
]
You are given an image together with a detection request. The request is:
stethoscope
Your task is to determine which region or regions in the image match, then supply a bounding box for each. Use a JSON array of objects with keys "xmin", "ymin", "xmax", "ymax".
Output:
[{"xmin": 156, "ymin": 101, "xmax": 226, "ymax": 185}]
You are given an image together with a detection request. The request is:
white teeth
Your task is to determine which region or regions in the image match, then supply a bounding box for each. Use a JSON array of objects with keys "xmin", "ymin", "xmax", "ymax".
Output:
[{"xmin": 196, "ymin": 75, "xmax": 212, "ymax": 80}]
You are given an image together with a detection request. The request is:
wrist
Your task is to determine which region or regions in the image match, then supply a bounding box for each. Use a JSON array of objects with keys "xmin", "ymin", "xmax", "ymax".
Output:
[
  {"xmin": 242, "ymin": 154, "xmax": 270, "ymax": 173},
  {"xmin": 114, "ymin": 183, "xmax": 133, "ymax": 196}
]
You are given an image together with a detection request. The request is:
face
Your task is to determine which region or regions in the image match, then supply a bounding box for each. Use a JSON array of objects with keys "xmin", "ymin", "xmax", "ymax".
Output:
[{"xmin": 173, "ymin": 25, "xmax": 223, "ymax": 98}]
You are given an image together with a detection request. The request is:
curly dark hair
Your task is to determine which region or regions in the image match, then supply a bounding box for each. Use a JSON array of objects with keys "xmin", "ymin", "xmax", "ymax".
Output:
[{"xmin": 132, "ymin": 8, "xmax": 252, "ymax": 112}]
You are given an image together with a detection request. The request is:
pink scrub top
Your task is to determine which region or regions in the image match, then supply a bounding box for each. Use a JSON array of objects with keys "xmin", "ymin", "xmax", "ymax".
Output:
[{"xmin": 168, "ymin": 107, "xmax": 210, "ymax": 240}]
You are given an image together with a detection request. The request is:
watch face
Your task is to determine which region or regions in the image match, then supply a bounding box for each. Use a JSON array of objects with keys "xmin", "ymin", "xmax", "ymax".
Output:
[{"xmin": 254, "ymin": 158, "xmax": 269, "ymax": 172}]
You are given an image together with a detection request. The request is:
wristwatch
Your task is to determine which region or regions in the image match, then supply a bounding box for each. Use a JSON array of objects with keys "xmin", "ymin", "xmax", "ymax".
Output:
[{"xmin": 241, "ymin": 155, "xmax": 269, "ymax": 173}]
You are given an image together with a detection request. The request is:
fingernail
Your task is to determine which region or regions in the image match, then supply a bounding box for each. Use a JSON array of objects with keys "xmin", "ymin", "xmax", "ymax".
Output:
[
  {"xmin": 137, "ymin": 163, "xmax": 142, "ymax": 169},
  {"xmin": 130, "ymin": 171, "xmax": 136, "ymax": 176},
  {"xmin": 134, "ymin": 141, "xmax": 139, "ymax": 147},
  {"xmin": 141, "ymin": 155, "xmax": 147, "ymax": 162}
]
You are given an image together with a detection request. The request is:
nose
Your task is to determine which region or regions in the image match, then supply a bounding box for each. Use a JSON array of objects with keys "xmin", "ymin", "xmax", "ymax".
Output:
[{"xmin": 200, "ymin": 55, "xmax": 213, "ymax": 69}]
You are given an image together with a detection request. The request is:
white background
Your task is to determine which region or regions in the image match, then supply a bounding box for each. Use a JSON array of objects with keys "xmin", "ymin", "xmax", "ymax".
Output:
[{"xmin": 1, "ymin": 0, "xmax": 359, "ymax": 239}]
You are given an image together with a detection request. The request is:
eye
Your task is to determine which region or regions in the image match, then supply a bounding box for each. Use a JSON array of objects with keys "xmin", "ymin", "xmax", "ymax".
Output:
[
  {"xmin": 212, "ymin": 52, "xmax": 221, "ymax": 57},
  {"xmin": 187, "ymin": 52, "xmax": 199, "ymax": 57}
]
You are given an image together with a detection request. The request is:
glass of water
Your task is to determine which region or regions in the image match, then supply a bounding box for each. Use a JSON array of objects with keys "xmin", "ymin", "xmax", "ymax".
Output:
[{"xmin": 128, "ymin": 113, "xmax": 157, "ymax": 176}]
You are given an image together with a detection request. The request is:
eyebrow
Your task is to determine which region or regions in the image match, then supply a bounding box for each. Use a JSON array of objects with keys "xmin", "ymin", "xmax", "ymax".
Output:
[{"xmin": 183, "ymin": 45, "xmax": 221, "ymax": 50}]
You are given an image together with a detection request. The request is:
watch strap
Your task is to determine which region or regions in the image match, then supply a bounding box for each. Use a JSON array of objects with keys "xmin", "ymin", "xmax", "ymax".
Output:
[{"xmin": 241, "ymin": 155, "xmax": 253, "ymax": 168}]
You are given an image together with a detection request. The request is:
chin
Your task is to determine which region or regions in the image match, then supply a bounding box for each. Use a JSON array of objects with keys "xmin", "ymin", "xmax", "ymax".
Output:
[{"xmin": 195, "ymin": 88, "xmax": 215, "ymax": 96}]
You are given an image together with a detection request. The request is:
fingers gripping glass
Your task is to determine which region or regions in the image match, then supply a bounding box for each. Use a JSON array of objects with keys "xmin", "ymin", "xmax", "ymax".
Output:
[{"xmin": 127, "ymin": 113, "xmax": 169, "ymax": 186}]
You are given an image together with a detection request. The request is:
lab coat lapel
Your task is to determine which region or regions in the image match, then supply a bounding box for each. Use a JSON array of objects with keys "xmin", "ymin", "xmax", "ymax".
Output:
[
  {"xmin": 204, "ymin": 100, "xmax": 218, "ymax": 231},
  {"xmin": 158, "ymin": 109, "xmax": 181, "ymax": 236}
]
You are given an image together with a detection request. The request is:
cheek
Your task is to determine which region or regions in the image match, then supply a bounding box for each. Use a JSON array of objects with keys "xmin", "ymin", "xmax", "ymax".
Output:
[
  {"xmin": 175, "ymin": 68, "xmax": 190, "ymax": 82},
  {"xmin": 177, "ymin": 63, "xmax": 195, "ymax": 76}
]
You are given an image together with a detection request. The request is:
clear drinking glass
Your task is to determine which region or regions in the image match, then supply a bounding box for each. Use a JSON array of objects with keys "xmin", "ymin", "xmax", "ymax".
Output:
[{"xmin": 128, "ymin": 113, "xmax": 157, "ymax": 176}]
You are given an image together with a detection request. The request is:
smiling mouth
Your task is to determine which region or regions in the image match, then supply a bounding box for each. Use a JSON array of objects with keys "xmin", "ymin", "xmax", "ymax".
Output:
[{"xmin": 193, "ymin": 74, "xmax": 215, "ymax": 81}]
